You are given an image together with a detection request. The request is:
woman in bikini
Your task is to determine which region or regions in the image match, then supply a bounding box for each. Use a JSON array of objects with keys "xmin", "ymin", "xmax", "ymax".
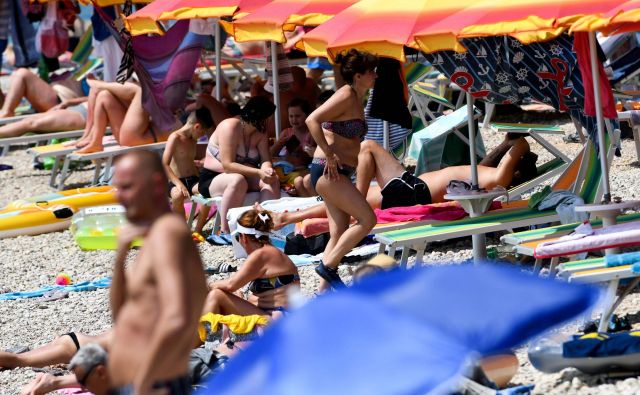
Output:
[
  {"xmin": 203, "ymin": 208, "xmax": 300, "ymax": 317},
  {"xmin": 306, "ymin": 49, "xmax": 378, "ymax": 290},
  {"xmin": 197, "ymin": 96, "xmax": 280, "ymax": 238}
]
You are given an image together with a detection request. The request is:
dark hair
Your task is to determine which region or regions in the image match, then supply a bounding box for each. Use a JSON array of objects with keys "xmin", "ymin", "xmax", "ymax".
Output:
[
  {"xmin": 225, "ymin": 102, "xmax": 242, "ymax": 117},
  {"xmin": 241, "ymin": 96, "xmax": 276, "ymax": 133},
  {"xmin": 317, "ymin": 90, "xmax": 335, "ymax": 105},
  {"xmin": 237, "ymin": 209, "xmax": 274, "ymax": 245},
  {"xmin": 192, "ymin": 107, "xmax": 214, "ymax": 130},
  {"xmin": 334, "ymin": 49, "xmax": 378, "ymax": 85},
  {"xmin": 287, "ymin": 97, "xmax": 312, "ymax": 116}
]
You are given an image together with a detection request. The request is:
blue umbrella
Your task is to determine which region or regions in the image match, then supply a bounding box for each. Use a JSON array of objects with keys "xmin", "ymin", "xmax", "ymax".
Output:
[{"xmin": 199, "ymin": 264, "xmax": 599, "ymax": 395}]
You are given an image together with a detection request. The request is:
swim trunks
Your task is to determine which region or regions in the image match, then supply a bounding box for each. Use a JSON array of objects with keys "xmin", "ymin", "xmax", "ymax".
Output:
[
  {"xmin": 198, "ymin": 168, "xmax": 221, "ymax": 198},
  {"xmin": 108, "ymin": 376, "xmax": 190, "ymax": 395},
  {"xmin": 168, "ymin": 175, "xmax": 200, "ymax": 197},
  {"xmin": 380, "ymin": 171, "xmax": 432, "ymax": 209}
]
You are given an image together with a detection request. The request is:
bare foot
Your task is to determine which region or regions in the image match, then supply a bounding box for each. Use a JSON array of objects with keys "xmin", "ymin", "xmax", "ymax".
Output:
[{"xmin": 75, "ymin": 143, "xmax": 103, "ymax": 154}]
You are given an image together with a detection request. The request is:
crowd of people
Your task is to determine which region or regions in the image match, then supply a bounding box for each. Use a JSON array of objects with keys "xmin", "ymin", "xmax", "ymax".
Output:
[{"xmin": 0, "ymin": 46, "xmax": 536, "ymax": 394}]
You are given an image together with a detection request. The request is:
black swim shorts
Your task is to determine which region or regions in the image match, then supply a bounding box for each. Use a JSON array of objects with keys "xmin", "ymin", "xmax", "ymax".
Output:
[{"xmin": 380, "ymin": 171, "xmax": 431, "ymax": 209}]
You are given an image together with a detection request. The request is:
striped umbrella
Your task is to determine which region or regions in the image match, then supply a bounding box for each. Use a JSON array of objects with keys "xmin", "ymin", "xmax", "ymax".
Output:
[{"xmin": 230, "ymin": 0, "xmax": 359, "ymax": 44}]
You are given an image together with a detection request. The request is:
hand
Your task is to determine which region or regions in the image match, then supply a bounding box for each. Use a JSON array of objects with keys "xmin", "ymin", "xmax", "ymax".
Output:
[
  {"xmin": 50, "ymin": 102, "xmax": 67, "ymax": 111},
  {"xmin": 179, "ymin": 184, "xmax": 190, "ymax": 199},
  {"xmin": 20, "ymin": 373, "xmax": 58, "ymax": 395},
  {"xmin": 193, "ymin": 159, "xmax": 204, "ymax": 168},
  {"xmin": 323, "ymin": 153, "xmax": 342, "ymax": 181},
  {"xmin": 259, "ymin": 168, "xmax": 277, "ymax": 183}
]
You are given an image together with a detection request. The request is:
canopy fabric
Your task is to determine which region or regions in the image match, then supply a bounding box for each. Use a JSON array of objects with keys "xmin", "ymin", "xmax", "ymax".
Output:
[
  {"xmin": 126, "ymin": 0, "xmax": 271, "ymax": 36},
  {"xmin": 198, "ymin": 264, "xmax": 598, "ymax": 395},
  {"xmin": 31, "ymin": 0, "xmax": 153, "ymax": 5},
  {"xmin": 300, "ymin": 0, "xmax": 640, "ymax": 62},
  {"xmin": 230, "ymin": 0, "xmax": 358, "ymax": 43}
]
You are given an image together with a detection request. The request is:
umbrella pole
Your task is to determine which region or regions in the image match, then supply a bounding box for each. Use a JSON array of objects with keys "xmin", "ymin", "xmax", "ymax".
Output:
[
  {"xmin": 214, "ymin": 22, "xmax": 223, "ymax": 101},
  {"xmin": 270, "ymin": 41, "xmax": 281, "ymax": 140},
  {"xmin": 383, "ymin": 121, "xmax": 389, "ymax": 150},
  {"xmin": 466, "ymin": 92, "xmax": 479, "ymax": 189},
  {"xmin": 588, "ymin": 31, "xmax": 611, "ymax": 203}
]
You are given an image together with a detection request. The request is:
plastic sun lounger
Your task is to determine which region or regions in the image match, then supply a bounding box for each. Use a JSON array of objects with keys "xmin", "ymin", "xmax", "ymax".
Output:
[
  {"xmin": 0, "ymin": 129, "xmax": 85, "ymax": 156},
  {"xmin": 27, "ymin": 133, "xmax": 115, "ymax": 189},
  {"xmin": 410, "ymin": 82, "xmax": 455, "ymax": 126},
  {"xmin": 374, "ymin": 129, "xmax": 617, "ymax": 268},
  {"xmin": 56, "ymin": 142, "xmax": 167, "ymax": 191}
]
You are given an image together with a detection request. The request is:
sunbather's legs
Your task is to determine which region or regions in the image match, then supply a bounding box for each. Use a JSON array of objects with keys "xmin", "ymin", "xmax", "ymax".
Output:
[
  {"xmin": 317, "ymin": 175, "xmax": 376, "ymax": 270},
  {"xmin": 356, "ymin": 140, "xmax": 406, "ymax": 206},
  {"xmin": 0, "ymin": 68, "xmax": 59, "ymax": 118},
  {"xmin": 247, "ymin": 176, "xmax": 280, "ymax": 202},
  {"xmin": 0, "ymin": 331, "xmax": 110, "ymax": 368},
  {"xmin": 419, "ymin": 137, "xmax": 530, "ymax": 203},
  {"xmin": 208, "ymin": 173, "xmax": 248, "ymax": 233},
  {"xmin": 203, "ymin": 289, "xmax": 268, "ymax": 316},
  {"xmin": 0, "ymin": 109, "xmax": 85, "ymax": 137},
  {"xmin": 73, "ymin": 85, "xmax": 102, "ymax": 146},
  {"xmin": 75, "ymin": 90, "xmax": 127, "ymax": 152}
]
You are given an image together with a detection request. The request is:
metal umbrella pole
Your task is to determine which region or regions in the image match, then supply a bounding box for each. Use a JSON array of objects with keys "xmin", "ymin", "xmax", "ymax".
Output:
[
  {"xmin": 270, "ymin": 41, "xmax": 282, "ymax": 139},
  {"xmin": 383, "ymin": 120, "xmax": 390, "ymax": 150},
  {"xmin": 588, "ymin": 31, "xmax": 611, "ymax": 204},
  {"xmin": 214, "ymin": 22, "xmax": 223, "ymax": 101},
  {"xmin": 466, "ymin": 92, "xmax": 479, "ymax": 189}
]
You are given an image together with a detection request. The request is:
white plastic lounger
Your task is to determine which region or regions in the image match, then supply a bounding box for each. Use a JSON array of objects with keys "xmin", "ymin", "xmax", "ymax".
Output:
[
  {"xmin": 0, "ymin": 129, "xmax": 84, "ymax": 156},
  {"xmin": 57, "ymin": 142, "xmax": 167, "ymax": 190}
]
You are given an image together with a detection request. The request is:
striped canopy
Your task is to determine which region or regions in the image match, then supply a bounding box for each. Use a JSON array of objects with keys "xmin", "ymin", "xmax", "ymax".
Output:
[
  {"xmin": 126, "ymin": 0, "xmax": 271, "ymax": 36},
  {"xmin": 300, "ymin": 0, "xmax": 640, "ymax": 61},
  {"xmin": 230, "ymin": 0, "xmax": 359, "ymax": 44}
]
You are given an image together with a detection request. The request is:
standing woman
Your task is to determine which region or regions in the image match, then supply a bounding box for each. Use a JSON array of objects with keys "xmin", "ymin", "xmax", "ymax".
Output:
[{"xmin": 306, "ymin": 49, "xmax": 378, "ymax": 289}]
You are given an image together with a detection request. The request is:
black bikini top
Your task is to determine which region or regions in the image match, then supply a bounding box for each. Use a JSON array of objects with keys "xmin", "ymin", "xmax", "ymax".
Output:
[{"xmin": 321, "ymin": 119, "xmax": 367, "ymax": 140}]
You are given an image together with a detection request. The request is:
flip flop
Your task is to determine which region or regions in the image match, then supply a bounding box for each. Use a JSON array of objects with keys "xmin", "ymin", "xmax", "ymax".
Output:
[
  {"xmin": 40, "ymin": 290, "xmax": 69, "ymax": 302},
  {"xmin": 0, "ymin": 164, "xmax": 13, "ymax": 171},
  {"xmin": 206, "ymin": 234, "xmax": 231, "ymax": 246},
  {"xmin": 204, "ymin": 263, "xmax": 237, "ymax": 275}
]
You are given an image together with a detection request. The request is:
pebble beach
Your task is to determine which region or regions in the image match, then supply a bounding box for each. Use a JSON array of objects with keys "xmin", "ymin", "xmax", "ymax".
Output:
[{"xmin": 2, "ymin": 112, "xmax": 640, "ymax": 394}]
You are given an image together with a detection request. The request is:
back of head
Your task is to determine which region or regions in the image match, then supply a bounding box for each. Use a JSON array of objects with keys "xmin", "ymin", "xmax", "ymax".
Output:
[
  {"xmin": 334, "ymin": 49, "xmax": 378, "ymax": 85},
  {"xmin": 291, "ymin": 66, "xmax": 306, "ymax": 86},
  {"xmin": 69, "ymin": 343, "xmax": 108, "ymax": 371},
  {"xmin": 237, "ymin": 209, "xmax": 274, "ymax": 244},
  {"xmin": 241, "ymin": 96, "xmax": 277, "ymax": 133},
  {"xmin": 191, "ymin": 107, "xmax": 215, "ymax": 131}
]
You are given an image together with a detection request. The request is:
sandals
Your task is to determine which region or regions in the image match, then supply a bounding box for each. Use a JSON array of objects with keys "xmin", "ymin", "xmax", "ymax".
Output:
[{"xmin": 315, "ymin": 262, "xmax": 345, "ymax": 290}]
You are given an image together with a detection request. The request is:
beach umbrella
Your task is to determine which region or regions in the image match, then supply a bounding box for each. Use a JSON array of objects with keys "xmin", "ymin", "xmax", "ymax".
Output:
[
  {"xmin": 198, "ymin": 264, "xmax": 599, "ymax": 395},
  {"xmin": 126, "ymin": 0, "xmax": 271, "ymax": 102},
  {"xmin": 30, "ymin": 0, "xmax": 153, "ymax": 6},
  {"xmin": 230, "ymin": 0, "xmax": 360, "ymax": 44}
]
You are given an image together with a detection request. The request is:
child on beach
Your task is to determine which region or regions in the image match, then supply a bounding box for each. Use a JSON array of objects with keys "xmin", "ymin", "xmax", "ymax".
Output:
[
  {"xmin": 162, "ymin": 107, "xmax": 215, "ymax": 220},
  {"xmin": 270, "ymin": 98, "xmax": 316, "ymax": 196}
]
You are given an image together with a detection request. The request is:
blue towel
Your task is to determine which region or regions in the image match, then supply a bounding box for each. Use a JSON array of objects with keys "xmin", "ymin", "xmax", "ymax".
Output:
[
  {"xmin": 563, "ymin": 331, "xmax": 640, "ymax": 358},
  {"xmin": 605, "ymin": 251, "xmax": 640, "ymax": 268},
  {"xmin": 497, "ymin": 384, "xmax": 535, "ymax": 395},
  {"xmin": 0, "ymin": 277, "xmax": 111, "ymax": 301}
]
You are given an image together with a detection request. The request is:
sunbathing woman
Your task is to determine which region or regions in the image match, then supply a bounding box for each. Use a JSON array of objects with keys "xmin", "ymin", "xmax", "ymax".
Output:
[
  {"xmin": 73, "ymin": 80, "xmax": 178, "ymax": 153},
  {"xmin": 197, "ymin": 96, "xmax": 280, "ymax": 237},
  {"xmin": 0, "ymin": 98, "xmax": 88, "ymax": 138},
  {"xmin": 0, "ymin": 68, "xmax": 87, "ymax": 118},
  {"xmin": 306, "ymin": 49, "xmax": 378, "ymax": 289},
  {"xmin": 204, "ymin": 208, "xmax": 300, "ymax": 318}
]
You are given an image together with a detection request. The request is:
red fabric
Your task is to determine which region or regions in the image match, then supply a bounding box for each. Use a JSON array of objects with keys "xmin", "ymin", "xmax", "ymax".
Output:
[
  {"xmin": 296, "ymin": 201, "xmax": 503, "ymax": 237},
  {"xmin": 573, "ymin": 32, "xmax": 618, "ymax": 119}
]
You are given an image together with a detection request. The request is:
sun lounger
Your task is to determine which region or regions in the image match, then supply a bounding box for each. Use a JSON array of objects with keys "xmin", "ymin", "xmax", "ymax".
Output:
[
  {"xmin": 0, "ymin": 129, "xmax": 84, "ymax": 156},
  {"xmin": 56, "ymin": 142, "xmax": 167, "ymax": 190},
  {"xmin": 374, "ymin": 130, "xmax": 616, "ymax": 267}
]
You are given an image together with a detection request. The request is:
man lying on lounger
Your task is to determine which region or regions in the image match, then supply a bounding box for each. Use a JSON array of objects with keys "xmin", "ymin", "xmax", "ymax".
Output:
[{"xmin": 267, "ymin": 136, "xmax": 532, "ymax": 228}]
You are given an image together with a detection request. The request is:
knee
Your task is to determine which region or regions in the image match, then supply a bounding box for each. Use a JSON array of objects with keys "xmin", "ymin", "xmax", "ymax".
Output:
[
  {"xmin": 360, "ymin": 140, "xmax": 378, "ymax": 154},
  {"xmin": 205, "ymin": 288, "xmax": 226, "ymax": 307},
  {"xmin": 14, "ymin": 68, "xmax": 31, "ymax": 80},
  {"xmin": 228, "ymin": 174, "xmax": 248, "ymax": 190},
  {"xmin": 169, "ymin": 188, "xmax": 184, "ymax": 203},
  {"xmin": 359, "ymin": 209, "xmax": 377, "ymax": 230}
]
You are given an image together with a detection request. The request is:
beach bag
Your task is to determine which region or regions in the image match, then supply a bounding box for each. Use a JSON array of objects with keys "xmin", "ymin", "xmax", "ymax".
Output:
[
  {"xmin": 36, "ymin": 0, "xmax": 68, "ymax": 58},
  {"xmin": 284, "ymin": 232, "xmax": 329, "ymax": 255}
]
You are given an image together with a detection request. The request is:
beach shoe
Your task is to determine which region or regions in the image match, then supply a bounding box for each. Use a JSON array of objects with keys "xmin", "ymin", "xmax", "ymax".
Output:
[
  {"xmin": 315, "ymin": 262, "xmax": 345, "ymax": 290},
  {"xmin": 563, "ymin": 133, "xmax": 581, "ymax": 143},
  {"xmin": 39, "ymin": 290, "xmax": 69, "ymax": 302},
  {"xmin": 204, "ymin": 262, "xmax": 237, "ymax": 275},
  {"xmin": 219, "ymin": 233, "xmax": 234, "ymax": 245}
]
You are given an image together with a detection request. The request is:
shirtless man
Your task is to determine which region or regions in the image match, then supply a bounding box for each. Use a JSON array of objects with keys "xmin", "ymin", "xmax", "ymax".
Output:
[
  {"xmin": 162, "ymin": 107, "xmax": 214, "ymax": 219},
  {"xmin": 109, "ymin": 151, "xmax": 208, "ymax": 394}
]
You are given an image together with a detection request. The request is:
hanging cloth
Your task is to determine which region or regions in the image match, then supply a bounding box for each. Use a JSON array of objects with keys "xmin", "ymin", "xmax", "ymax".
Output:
[{"xmin": 369, "ymin": 57, "xmax": 412, "ymax": 129}]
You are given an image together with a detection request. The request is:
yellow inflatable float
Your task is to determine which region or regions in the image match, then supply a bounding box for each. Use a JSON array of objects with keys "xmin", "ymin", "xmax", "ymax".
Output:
[{"xmin": 0, "ymin": 187, "xmax": 117, "ymax": 239}]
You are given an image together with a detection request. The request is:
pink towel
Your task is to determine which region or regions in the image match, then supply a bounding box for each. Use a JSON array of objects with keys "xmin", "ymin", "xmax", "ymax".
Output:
[
  {"xmin": 297, "ymin": 201, "xmax": 502, "ymax": 237},
  {"xmin": 374, "ymin": 201, "xmax": 502, "ymax": 223}
]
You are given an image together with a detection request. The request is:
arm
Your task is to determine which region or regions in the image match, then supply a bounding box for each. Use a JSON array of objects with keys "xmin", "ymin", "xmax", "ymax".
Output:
[
  {"xmin": 269, "ymin": 130, "xmax": 290, "ymax": 157},
  {"xmin": 49, "ymin": 96, "xmax": 88, "ymax": 111},
  {"xmin": 161, "ymin": 134, "xmax": 189, "ymax": 198},
  {"xmin": 133, "ymin": 220, "xmax": 202, "ymax": 393},
  {"xmin": 211, "ymin": 249, "xmax": 268, "ymax": 292},
  {"xmin": 20, "ymin": 373, "xmax": 80, "ymax": 395}
]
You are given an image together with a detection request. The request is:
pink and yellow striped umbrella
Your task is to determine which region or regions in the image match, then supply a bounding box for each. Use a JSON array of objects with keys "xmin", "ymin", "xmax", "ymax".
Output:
[
  {"xmin": 230, "ymin": 0, "xmax": 359, "ymax": 44},
  {"xmin": 300, "ymin": 0, "xmax": 640, "ymax": 61},
  {"xmin": 126, "ymin": 0, "xmax": 272, "ymax": 36}
]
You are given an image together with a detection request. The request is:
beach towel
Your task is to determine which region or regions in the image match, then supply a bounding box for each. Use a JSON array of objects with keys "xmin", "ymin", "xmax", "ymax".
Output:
[
  {"xmin": 93, "ymin": 7, "xmax": 206, "ymax": 132},
  {"xmin": 0, "ymin": 277, "xmax": 111, "ymax": 301},
  {"xmin": 535, "ymin": 221, "xmax": 640, "ymax": 258}
]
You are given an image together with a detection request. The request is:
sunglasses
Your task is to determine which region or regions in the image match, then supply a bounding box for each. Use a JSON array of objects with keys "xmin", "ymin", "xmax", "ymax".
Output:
[{"xmin": 77, "ymin": 363, "xmax": 99, "ymax": 389}]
